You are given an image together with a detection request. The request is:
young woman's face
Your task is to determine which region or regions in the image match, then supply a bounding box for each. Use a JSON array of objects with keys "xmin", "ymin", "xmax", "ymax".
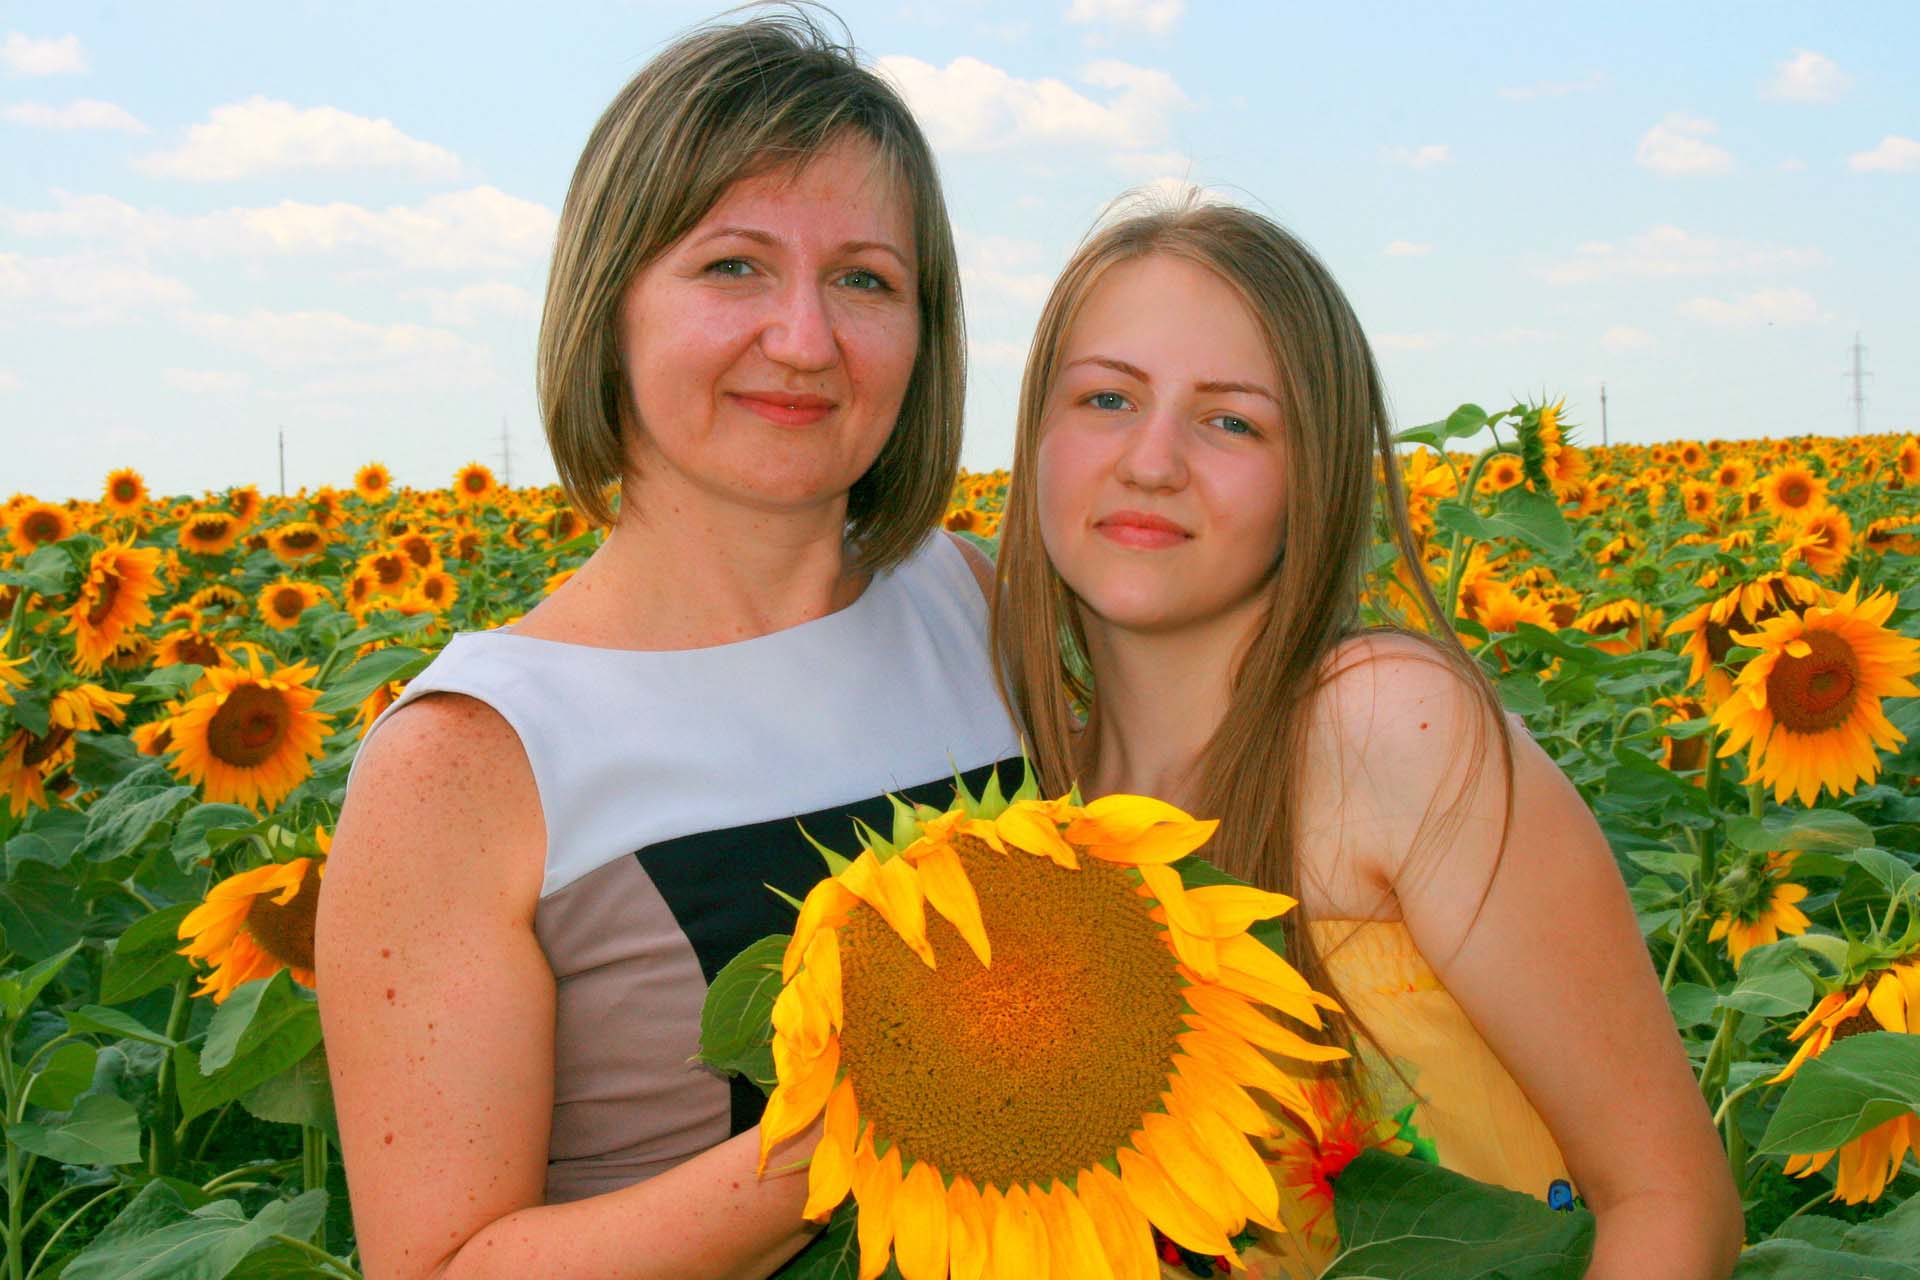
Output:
[
  {"xmin": 616, "ymin": 135, "xmax": 920, "ymax": 519},
  {"xmin": 1036, "ymin": 253, "xmax": 1289, "ymax": 635}
]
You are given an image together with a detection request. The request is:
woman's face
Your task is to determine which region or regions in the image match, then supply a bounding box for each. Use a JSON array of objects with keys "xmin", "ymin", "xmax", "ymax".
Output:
[
  {"xmin": 616, "ymin": 135, "xmax": 920, "ymax": 520},
  {"xmin": 1036, "ymin": 253, "xmax": 1289, "ymax": 635}
]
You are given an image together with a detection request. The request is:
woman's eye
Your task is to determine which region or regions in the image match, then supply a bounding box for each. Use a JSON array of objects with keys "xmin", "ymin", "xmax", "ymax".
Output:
[
  {"xmin": 839, "ymin": 268, "xmax": 894, "ymax": 292},
  {"xmin": 705, "ymin": 258, "xmax": 755, "ymax": 278},
  {"xmin": 1086, "ymin": 391, "xmax": 1131, "ymax": 412},
  {"xmin": 1209, "ymin": 414, "xmax": 1257, "ymax": 437}
]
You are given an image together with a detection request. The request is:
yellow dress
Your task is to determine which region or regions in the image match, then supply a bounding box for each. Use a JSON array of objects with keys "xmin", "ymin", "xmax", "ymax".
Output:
[{"xmin": 1157, "ymin": 919, "xmax": 1574, "ymax": 1279}]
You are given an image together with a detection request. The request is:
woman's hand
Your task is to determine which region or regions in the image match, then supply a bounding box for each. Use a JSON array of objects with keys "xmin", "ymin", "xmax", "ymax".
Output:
[
  {"xmin": 318, "ymin": 694, "xmax": 822, "ymax": 1279},
  {"xmin": 1323, "ymin": 637, "xmax": 1744, "ymax": 1279}
]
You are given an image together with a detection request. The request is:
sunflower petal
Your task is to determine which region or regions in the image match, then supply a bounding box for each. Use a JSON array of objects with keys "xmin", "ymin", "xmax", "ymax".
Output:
[
  {"xmin": 1075, "ymin": 1165, "xmax": 1158, "ymax": 1280},
  {"xmin": 1186, "ymin": 883, "xmax": 1298, "ymax": 936},
  {"xmin": 946, "ymin": 1178, "xmax": 990, "ymax": 1280},
  {"xmin": 802, "ymin": 1077, "xmax": 859, "ymax": 1222},
  {"xmin": 990, "ymin": 1184, "xmax": 1049, "ymax": 1280},
  {"xmin": 853, "ymin": 1140, "xmax": 902, "ymax": 1280},
  {"xmin": 1116, "ymin": 1144, "xmax": 1235, "ymax": 1258},
  {"xmin": 785, "ymin": 878, "xmax": 858, "ymax": 981},
  {"xmin": 1136, "ymin": 1112, "xmax": 1244, "ymax": 1235},
  {"xmin": 758, "ymin": 1035, "xmax": 839, "ymax": 1173},
  {"xmin": 841, "ymin": 851, "xmax": 936, "ymax": 969},
  {"xmin": 892, "ymin": 1160, "xmax": 951, "ymax": 1280},
  {"xmin": 914, "ymin": 843, "xmax": 991, "ymax": 967},
  {"xmin": 1185, "ymin": 984, "xmax": 1349, "ymax": 1062},
  {"xmin": 995, "ymin": 802, "xmax": 1080, "ymax": 869}
]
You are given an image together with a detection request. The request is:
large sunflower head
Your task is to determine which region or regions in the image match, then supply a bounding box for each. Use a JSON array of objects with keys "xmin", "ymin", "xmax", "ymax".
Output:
[
  {"xmin": 744, "ymin": 774, "xmax": 1346, "ymax": 1278},
  {"xmin": 452, "ymin": 462, "xmax": 497, "ymax": 506},
  {"xmin": 1711, "ymin": 584, "xmax": 1920, "ymax": 805},
  {"xmin": 257, "ymin": 579, "xmax": 329, "ymax": 631},
  {"xmin": 177, "ymin": 832, "xmax": 329, "ymax": 1003},
  {"xmin": 354, "ymin": 462, "xmax": 393, "ymax": 503},
  {"xmin": 266, "ymin": 521, "xmax": 328, "ymax": 564},
  {"xmin": 226, "ymin": 485, "xmax": 263, "ymax": 529},
  {"xmin": 177, "ymin": 510, "xmax": 239, "ymax": 557},
  {"xmin": 8, "ymin": 501, "xmax": 74, "ymax": 556},
  {"xmin": 1757, "ymin": 466, "xmax": 1827, "ymax": 521},
  {"xmin": 358, "ymin": 548, "xmax": 414, "ymax": 596},
  {"xmin": 102, "ymin": 467, "xmax": 150, "ymax": 517},
  {"xmin": 64, "ymin": 543, "xmax": 165, "ymax": 675},
  {"xmin": 1666, "ymin": 571, "xmax": 1830, "ymax": 704},
  {"xmin": 163, "ymin": 650, "xmax": 333, "ymax": 810},
  {"xmin": 1776, "ymin": 508, "xmax": 1854, "ymax": 579}
]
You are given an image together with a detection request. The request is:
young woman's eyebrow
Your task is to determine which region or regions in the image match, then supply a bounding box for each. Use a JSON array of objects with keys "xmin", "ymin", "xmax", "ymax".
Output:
[
  {"xmin": 1066, "ymin": 356, "xmax": 1279, "ymax": 406},
  {"xmin": 690, "ymin": 225, "xmax": 910, "ymax": 268}
]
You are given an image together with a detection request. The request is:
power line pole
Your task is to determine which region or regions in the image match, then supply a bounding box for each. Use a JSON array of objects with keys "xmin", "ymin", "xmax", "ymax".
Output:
[
  {"xmin": 278, "ymin": 428, "xmax": 286, "ymax": 495},
  {"xmin": 1599, "ymin": 383, "xmax": 1609, "ymax": 448},
  {"xmin": 1846, "ymin": 333, "xmax": 1871, "ymax": 434},
  {"xmin": 500, "ymin": 415, "xmax": 512, "ymax": 487}
]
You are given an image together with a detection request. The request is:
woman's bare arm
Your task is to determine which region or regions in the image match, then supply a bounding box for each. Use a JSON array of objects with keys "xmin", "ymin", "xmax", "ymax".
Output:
[
  {"xmin": 317, "ymin": 694, "xmax": 821, "ymax": 1280},
  {"xmin": 1322, "ymin": 638, "xmax": 1743, "ymax": 1280}
]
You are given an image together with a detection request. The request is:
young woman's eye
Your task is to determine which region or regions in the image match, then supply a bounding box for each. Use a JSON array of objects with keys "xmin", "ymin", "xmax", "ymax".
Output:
[
  {"xmin": 705, "ymin": 258, "xmax": 755, "ymax": 278},
  {"xmin": 839, "ymin": 267, "xmax": 893, "ymax": 292},
  {"xmin": 1209, "ymin": 413, "xmax": 1257, "ymax": 437},
  {"xmin": 1085, "ymin": 391, "xmax": 1132, "ymax": 412}
]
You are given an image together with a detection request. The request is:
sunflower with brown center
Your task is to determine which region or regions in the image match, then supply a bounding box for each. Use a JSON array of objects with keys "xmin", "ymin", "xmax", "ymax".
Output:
[
  {"xmin": 1571, "ymin": 597, "xmax": 1662, "ymax": 655},
  {"xmin": 163, "ymin": 650, "xmax": 333, "ymax": 810},
  {"xmin": 8, "ymin": 501, "xmax": 74, "ymax": 556},
  {"xmin": 1710, "ymin": 583, "xmax": 1920, "ymax": 805},
  {"xmin": 1706, "ymin": 849, "xmax": 1809, "ymax": 966},
  {"xmin": 1776, "ymin": 508, "xmax": 1853, "ymax": 579},
  {"xmin": 64, "ymin": 543, "xmax": 164, "ymax": 674},
  {"xmin": 177, "ymin": 832, "xmax": 330, "ymax": 1003},
  {"xmin": 156, "ymin": 627, "xmax": 229, "ymax": 670},
  {"xmin": 355, "ymin": 462, "xmax": 393, "ymax": 503},
  {"xmin": 0, "ymin": 683, "xmax": 134, "ymax": 815},
  {"xmin": 1769, "ymin": 957, "xmax": 1920, "ymax": 1203},
  {"xmin": 177, "ymin": 510, "xmax": 239, "ymax": 556},
  {"xmin": 1666, "ymin": 571, "xmax": 1829, "ymax": 706},
  {"xmin": 266, "ymin": 521, "xmax": 328, "ymax": 564},
  {"xmin": 452, "ymin": 462, "xmax": 497, "ymax": 506},
  {"xmin": 257, "ymin": 579, "xmax": 330, "ymax": 631},
  {"xmin": 101, "ymin": 467, "xmax": 149, "ymax": 517},
  {"xmin": 751, "ymin": 782, "xmax": 1343, "ymax": 1279},
  {"xmin": 1756, "ymin": 466, "xmax": 1826, "ymax": 522}
]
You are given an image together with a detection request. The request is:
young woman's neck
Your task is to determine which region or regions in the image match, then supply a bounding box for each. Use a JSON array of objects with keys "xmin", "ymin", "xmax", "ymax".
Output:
[{"xmin": 1078, "ymin": 600, "xmax": 1264, "ymax": 807}]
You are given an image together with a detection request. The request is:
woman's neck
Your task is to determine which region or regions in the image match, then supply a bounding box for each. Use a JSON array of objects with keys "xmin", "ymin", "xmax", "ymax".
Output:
[{"xmin": 1078, "ymin": 601, "xmax": 1261, "ymax": 806}]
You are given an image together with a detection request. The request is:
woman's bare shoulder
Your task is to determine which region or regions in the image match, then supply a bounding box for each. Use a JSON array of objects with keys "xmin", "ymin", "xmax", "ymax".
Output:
[{"xmin": 1312, "ymin": 631, "xmax": 1498, "ymax": 757}]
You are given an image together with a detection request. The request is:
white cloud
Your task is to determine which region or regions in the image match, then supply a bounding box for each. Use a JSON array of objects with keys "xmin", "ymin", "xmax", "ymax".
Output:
[
  {"xmin": 2, "ymin": 33, "xmax": 84, "ymax": 75},
  {"xmin": 1373, "ymin": 333, "xmax": 1439, "ymax": 352},
  {"xmin": 1602, "ymin": 324, "xmax": 1655, "ymax": 351},
  {"xmin": 876, "ymin": 55, "xmax": 1188, "ymax": 153},
  {"xmin": 137, "ymin": 96, "xmax": 461, "ymax": 182},
  {"xmin": 959, "ymin": 233, "xmax": 1054, "ymax": 309},
  {"xmin": 1542, "ymin": 225, "xmax": 1822, "ymax": 285},
  {"xmin": 1384, "ymin": 240, "xmax": 1432, "ymax": 257},
  {"xmin": 1636, "ymin": 114, "xmax": 1734, "ymax": 175},
  {"xmin": 183, "ymin": 307, "xmax": 483, "ymax": 369},
  {"xmin": 7, "ymin": 187, "xmax": 556, "ymax": 271},
  {"xmin": 0, "ymin": 370, "xmax": 20, "ymax": 391},
  {"xmin": 404, "ymin": 281, "xmax": 535, "ymax": 326},
  {"xmin": 1499, "ymin": 73, "xmax": 1605, "ymax": 102},
  {"xmin": 163, "ymin": 368, "xmax": 247, "ymax": 395},
  {"xmin": 0, "ymin": 251, "xmax": 193, "ymax": 321},
  {"xmin": 1679, "ymin": 287, "xmax": 1822, "ymax": 328},
  {"xmin": 1385, "ymin": 144, "xmax": 1450, "ymax": 170},
  {"xmin": 1849, "ymin": 135, "xmax": 1920, "ymax": 173},
  {"xmin": 1064, "ymin": 0, "xmax": 1185, "ymax": 35},
  {"xmin": 3, "ymin": 99, "xmax": 147, "ymax": 132},
  {"xmin": 969, "ymin": 338, "xmax": 1027, "ymax": 370},
  {"xmin": 1765, "ymin": 50, "xmax": 1851, "ymax": 103}
]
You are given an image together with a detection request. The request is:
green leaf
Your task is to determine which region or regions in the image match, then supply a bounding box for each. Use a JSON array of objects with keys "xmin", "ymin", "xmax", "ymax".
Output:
[
  {"xmin": 314, "ymin": 645, "xmax": 431, "ymax": 714},
  {"xmin": 1733, "ymin": 1191, "xmax": 1920, "ymax": 1276},
  {"xmin": 696, "ymin": 934, "xmax": 788, "ymax": 1093},
  {"xmin": 128, "ymin": 663, "xmax": 205, "ymax": 703},
  {"xmin": 0, "ymin": 869, "xmax": 91, "ymax": 960},
  {"xmin": 240, "ymin": 1044, "xmax": 338, "ymax": 1141},
  {"xmin": 1716, "ymin": 940, "xmax": 1813, "ymax": 1017},
  {"xmin": 1836, "ymin": 847, "xmax": 1920, "ymax": 900},
  {"xmin": 68, "ymin": 1003, "xmax": 177, "ymax": 1047},
  {"xmin": 1433, "ymin": 487, "xmax": 1574, "ymax": 558},
  {"xmin": 780, "ymin": 1199, "xmax": 871, "ymax": 1279},
  {"xmin": 25, "ymin": 1040, "xmax": 98, "ymax": 1109},
  {"xmin": 1665, "ymin": 983, "xmax": 1718, "ymax": 1030},
  {"xmin": 2, "ymin": 940, "xmax": 82, "ymax": 1020},
  {"xmin": 1626, "ymin": 848, "xmax": 1699, "ymax": 879},
  {"xmin": 0, "ymin": 543, "xmax": 81, "ymax": 596},
  {"xmin": 101, "ymin": 903, "xmax": 197, "ymax": 1004},
  {"xmin": 1759, "ymin": 1031, "xmax": 1920, "ymax": 1156},
  {"xmin": 4, "ymin": 809, "xmax": 89, "ymax": 874},
  {"xmin": 1325, "ymin": 1150, "xmax": 1593, "ymax": 1278},
  {"xmin": 1393, "ymin": 403, "xmax": 1489, "ymax": 451},
  {"xmin": 1493, "ymin": 672, "xmax": 1547, "ymax": 717},
  {"xmin": 1725, "ymin": 809, "xmax": 1875, "ymax": 854},
  {"xmin": 62, "ymin": 1182, "xmax": 329, "ymax": 1280},
  {"xmin": 170, "ymin": 803, "xmax": 264, "ymax": 869},
  {"xmin": 6, "ymin": 1091, "xmax": 143, "ymax": 1165},
  {"xmin": 199, "ymin": 971, "xmax": 319, "ymax": 1073},
  {"xmin": 77, "ymin": 766, "xmax": 197, "ymax": 863}
]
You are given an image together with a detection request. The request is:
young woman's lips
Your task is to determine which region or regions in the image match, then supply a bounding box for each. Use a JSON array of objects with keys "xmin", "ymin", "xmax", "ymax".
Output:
[
  {"xmin": 730, "ymin": 392, "xmax": 836, "ymax": 427},
  {"xmin": 1095, "ymin": 511, "xmax": 1191, "ymax": 549}
]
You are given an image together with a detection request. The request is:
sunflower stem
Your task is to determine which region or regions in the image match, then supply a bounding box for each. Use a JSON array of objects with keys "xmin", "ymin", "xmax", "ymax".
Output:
[
  {"xmin": 1722, "ymin": 1091, "xmax": 1751, "ymax": 1198},
  {"xmin": 1440, "ymin": 446, "xmax": 1512, "ymax": 624},
  {"xmin": 2, "ymin": 589, "xmax": 31, "ymax": 658},
  {"xmin": 1662, "ymin": 908, "xmax": 1695, "ymax": 993},
  {"xmin": 1747, "ymin": 781, "xmax": 1765, "ymax": 820},
  {"xmin": 268, "ymin": 1232, "xmax": 361, "ymax": 1280},
  {"xmin": 1699, "ymin": 1008, "xmax": 1743, "ymax": 1105},
  {"xmin": 302, "ymin": 1125, "xmax": 330, "ymax": 1251},
  {"xmin": 149, "ymin": 978, "xmax": 192, "ymax": 1177}
]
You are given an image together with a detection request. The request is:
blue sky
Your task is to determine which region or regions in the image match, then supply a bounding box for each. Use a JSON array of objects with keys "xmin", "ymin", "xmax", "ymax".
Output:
[{"xmin": 4, "ymin": 1, "xmax": 1916, "ymax": 500}]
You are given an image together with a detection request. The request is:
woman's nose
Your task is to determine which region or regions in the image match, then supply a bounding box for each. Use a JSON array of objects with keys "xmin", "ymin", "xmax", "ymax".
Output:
[
  {"xmin": 1114, "ymin": 410, "xmax": 1188, "ymax": 491},
  {"xmin": 759, "ymin": 280, "xmax": 839, "ymax": 372}
]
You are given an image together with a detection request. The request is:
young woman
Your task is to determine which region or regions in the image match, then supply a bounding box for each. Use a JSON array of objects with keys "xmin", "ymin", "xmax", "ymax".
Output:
[
  {"xmin": 991, "ymin": 201, "xmax": 1743, "ymax": 1278},
  {"xmin": 316, "ymin": 14, "xmax": 1017, "ymax": 1279}
]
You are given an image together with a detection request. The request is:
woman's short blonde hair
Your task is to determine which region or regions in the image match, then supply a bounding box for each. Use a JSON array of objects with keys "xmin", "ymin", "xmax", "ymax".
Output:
[{"xmin": 538, "ymin": 7, "xmax": 963, "ymax": 571}]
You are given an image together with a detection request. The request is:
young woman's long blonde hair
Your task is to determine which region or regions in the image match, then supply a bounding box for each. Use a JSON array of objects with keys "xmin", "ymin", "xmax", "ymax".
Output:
[{"xmin": 991, "ymin": 196, "xmax": 1514, "ymax": 1074}]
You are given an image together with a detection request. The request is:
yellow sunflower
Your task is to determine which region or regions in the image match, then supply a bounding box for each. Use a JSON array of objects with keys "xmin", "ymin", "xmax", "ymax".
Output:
[
  {"xmin": 545, "ymin": 507, "xmax": 586, "ymax": 543},
  {"xmin": 1777, "ymin": 508, "xmax": 1853, "ymax": 579},
  {"xmin": 1714, "ymin": 458, "xmax": 1755, "ymax": 492},
  {"xmin": 1666, "ymin": 571, "xmax": 1830, "ymax": 706},
  {"xmin": 0, "ymin": 684, "xmax": 134, "ymax": 816},
  {"xmin": 1711, "ymin": 584, "xmax": 1920, "ymax": 805},
  {"xmin": 415, "ymin": 569, "xmax": 458, "ymax": 612},
  {"xmin": 355, "ymin": 462, "xmax": 393, "ymax": 502},
  {"xmin": 1769, "ymin": 957, "xmax": 1920, "ymax": 1203},
  {"xmin": 1477, "ymin": 455, "xmax": 1524, "ymax": 494},
  {"xmin": 266, "ymin": 521, "xmax": 328, "ymax": 564},
  {"xmin": 177, "ymin": 510, "xmax": 240, "ymax": 556},
  {"xmin": 8, "ymin": 501, "xmax": 73, "ymax": 556},
  {"xmin": 102, "ymin": 467, "xmax": 150, "ymax": 517},
  {"xmin": 452, "ymin": 461, "xmax": 497, "ymax": 506},
  {"xmin": 1756, "ymin": 466, "xmax": 1826, "ymax": 521},
  {"xmin": 0, "ymin": 641, "xmax": 27, "ymax": 709},
  {"xmin": 756, "ymin": 783, "xmax": 1344, "ymax": 1278},
  {"xmin": 64, "ymin": 543, "xmax": 164, "ymax": 674},
  {"xmin": 1680, "ymin": 480, "xmax": 1718, "ymax": 522},
  {"xmin": 1655, "ymin": 695, "xmax": 1711, "ymax": 776},
  {"xmin": 1706, "ymin": 850, "xmax": 1809, "ymax": 967},
  {"xmin": 163, "ymin": 651, "xmax": 333, "ymax": 810},
  {"xmin": 177, "ymin": 837, "xmax": 328, "ymax": 1003},
  {"xmin": 226, "ymin": 485, "xmax": 263, "ymax": 530},
  {"xmin": 1894, "ymin": 437, "xmax": 1919, "ymax": 488},
  {"xmin": 1862, "ymin": 516, "xmax": 1920, "ymax": 557},
  {"xmin": 358, "ymin": 548, "xmax": 414, "ymax": 597},
  {"xmin": 155, "ymin": 627, "xmax": 229, "ymax": 670},
  {"xmin": 257, "ymin": 579, "xmax": 330, "ymax": 631},
  {"xmin": 1571, "ymin": 597, "xmax": 1662, "ymax": 655}
]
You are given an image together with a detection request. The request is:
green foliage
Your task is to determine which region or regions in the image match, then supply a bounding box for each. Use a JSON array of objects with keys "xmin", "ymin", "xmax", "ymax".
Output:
[{"xmin": 1325, "ymin": 1151, "xmax": 1594, "ymax": 1277}]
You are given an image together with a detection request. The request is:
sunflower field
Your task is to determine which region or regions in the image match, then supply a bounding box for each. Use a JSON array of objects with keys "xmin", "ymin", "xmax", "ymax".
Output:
[{"xmin": 0, "ymin": 413, "xmax": 1917, "ymax": 1278}]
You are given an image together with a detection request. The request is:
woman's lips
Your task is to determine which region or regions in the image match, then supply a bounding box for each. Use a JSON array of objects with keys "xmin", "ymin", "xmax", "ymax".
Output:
[
  {"xmin": 1095, "ymin": 510, "xmax": 1191, "ymax": 549},
  {"xmin": 730, "ymin": 392, "xmax": 836, "ymax": 427}
]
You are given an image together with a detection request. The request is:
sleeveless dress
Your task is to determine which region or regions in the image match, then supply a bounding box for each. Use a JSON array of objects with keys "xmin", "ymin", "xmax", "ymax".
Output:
[
  {"xmin": 358, "ymin": 531, "xmax": 1022, "ymax": 1205},
  {"xmin": 1161, "ymin": 919, "xmax": 1575, "ymax": 1279}
]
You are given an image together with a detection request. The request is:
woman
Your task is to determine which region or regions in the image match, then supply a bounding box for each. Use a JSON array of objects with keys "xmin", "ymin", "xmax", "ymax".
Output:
[
  {"xmin": 991, "ymin": 200, "xmax": 1744, "ymax": 1278},
  {"xmin": 315, "ymin": 13, "xmax": 1017, "ymax": 1278}
]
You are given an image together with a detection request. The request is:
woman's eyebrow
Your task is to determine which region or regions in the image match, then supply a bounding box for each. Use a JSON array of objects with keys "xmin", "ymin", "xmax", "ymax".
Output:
[
  {"xmin": 1195, "ymin": 378, "xmax": 1281, "ymax": 405},
  {"xmin": 691, "ymin": 226, "xmax": 910, "ymax": 268},
  {"xmin": 1066, "ymin": 357, "xmax": 1279, "ymax": 406},
  {"xmin": 1064, "ymin": 355, "xmax": 1151, "ymax": 382}
]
